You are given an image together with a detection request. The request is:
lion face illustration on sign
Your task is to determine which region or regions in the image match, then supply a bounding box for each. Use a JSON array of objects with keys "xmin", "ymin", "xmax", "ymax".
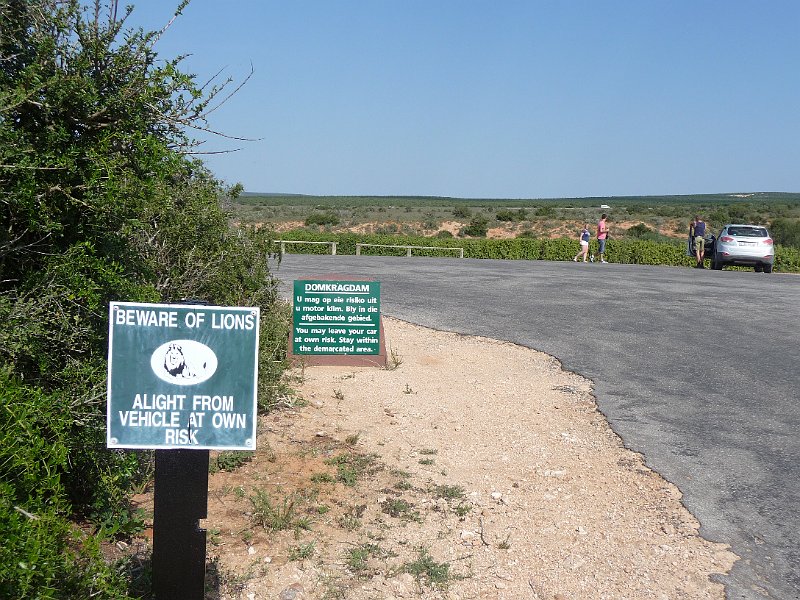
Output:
[
  {"xmin": 151, "ymin": 339, "xmax": 217, "ymax": 385},
  {"xmin": 163, "ymin": 343, "xmax": 199, "ymax": 378}
]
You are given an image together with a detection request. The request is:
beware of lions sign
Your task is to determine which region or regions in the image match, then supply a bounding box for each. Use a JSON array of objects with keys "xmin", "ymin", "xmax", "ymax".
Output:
[{"xmin": 107, "ymin": 302, "xmax": 260, "ymax": 450}]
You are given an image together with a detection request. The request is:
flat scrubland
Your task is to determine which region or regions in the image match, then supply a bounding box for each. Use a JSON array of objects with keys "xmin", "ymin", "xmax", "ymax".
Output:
[{"xmin": 230, "ymin": 192, "xmax": 800, "ymax": 243}]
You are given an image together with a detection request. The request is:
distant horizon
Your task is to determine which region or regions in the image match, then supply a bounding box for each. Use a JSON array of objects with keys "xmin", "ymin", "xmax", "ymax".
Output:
[{"xmin": 239, "ymin": 190, "xmax": 800, "ymax": 202}]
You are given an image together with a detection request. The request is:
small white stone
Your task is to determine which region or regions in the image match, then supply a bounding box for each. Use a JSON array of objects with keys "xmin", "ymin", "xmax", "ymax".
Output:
[
  {"xmin": 491, "ymin": 491, "xmax": 503, "ymax": 501},
  {"xmin": 247, "ymin": 546, "xmax": 256, "ymax": 555},
  {"xmin": 543, "ymin": 469, "xmax": 567, "ymax": 477}
]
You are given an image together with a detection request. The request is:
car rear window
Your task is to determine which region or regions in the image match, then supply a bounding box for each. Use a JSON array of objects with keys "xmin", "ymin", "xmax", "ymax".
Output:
[{"xmin": 728, "ymin": 226, "xmax": 768, "ymax": 237}]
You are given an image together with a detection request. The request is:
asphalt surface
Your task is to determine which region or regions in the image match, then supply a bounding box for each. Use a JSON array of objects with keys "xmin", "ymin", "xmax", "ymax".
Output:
[{"xmin": 273, "ymin": 254, "xmax": 799, "ymax": 600}]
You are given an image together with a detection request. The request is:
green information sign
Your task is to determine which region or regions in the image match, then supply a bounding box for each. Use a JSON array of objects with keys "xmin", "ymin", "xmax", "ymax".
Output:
[
  {"xmin": 292, "ymin": 280, "xmax": 381, "ymax": 355},
  {"xmin": 107, "ymin": 302, "xmax": 260, "ymax": 450}
]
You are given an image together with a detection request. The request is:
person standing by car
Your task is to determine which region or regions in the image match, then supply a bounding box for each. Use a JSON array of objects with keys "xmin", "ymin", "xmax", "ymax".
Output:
[
  {"xmin": 691, "ymin": 215, "xmax": 707, "ymax": 268},
  {"xmin": 687, "ymin": 217, "xmax": 697, "ymax": 258},
  {"xmin": 597, "ymin": 213, "xmax": 609, "ymax": 263},
  {"xmin": 573, "ymin": 224, "xmax": 590, "ymax": 262}
]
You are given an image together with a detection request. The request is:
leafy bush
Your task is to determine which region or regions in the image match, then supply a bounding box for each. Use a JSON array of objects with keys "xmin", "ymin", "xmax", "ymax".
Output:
[
  {"xmin": 535, "ymin": 206, "xmax": 557, "ymax": 217},
  {"xmin": 210, "ymin": 451, "xmax": 254, "ymax": 473},
  {"xmin": 626, "ymin": 223, "xmax": 653, "ymax": 238},
  {"xmin": 0, "ymin": 372, "xmax": 131, "ymax": 599},
  {"xmin": 305, "ymin": 211, "xmax": 341, "ymax": 227},
  {"xmin": 0, "ymin": 2, "xmax": 290, "ymax": 595},
  {"xmin": 496, "ymin": 209, "xmax": 528, "ymax": 222},
  {"xmin": 775, "ymin": 245, "xmax": 800, "ymax": 271},
  {"xmin": 461, "ymin": 215, "xmax": 489, "ymax": 237},
  {"xmin": 452, "ymin": 206, "xmax": 472, "ymax": 219},
  {"xmin": 770, "ymin": 218, "xmax": 800, "ymax": 248}
]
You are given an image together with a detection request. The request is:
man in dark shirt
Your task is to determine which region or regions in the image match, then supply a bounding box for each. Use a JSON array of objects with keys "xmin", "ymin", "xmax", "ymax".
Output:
[{"xmin": 691, "ymin": 215, "xmax": 707, "ymax": 268}]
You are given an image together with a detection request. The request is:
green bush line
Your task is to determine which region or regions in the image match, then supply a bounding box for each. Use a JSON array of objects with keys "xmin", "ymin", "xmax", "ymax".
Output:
[{"xmin": 275, "ymin": 231, "xmax": 800, "ymax": 272}]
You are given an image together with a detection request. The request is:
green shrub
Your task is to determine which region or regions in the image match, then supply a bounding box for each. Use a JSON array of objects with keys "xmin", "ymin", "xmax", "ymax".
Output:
[
  {"xmin": 461, "ymin": 215, "xmax": 489, "ymax": 237},
  {"xmin": 452, "ymin": 206, "xmax": 472, "ymax": 219},
  {"xmin": 775, "ymin": 245, "xmax": 800, "ymax": 271},
  {"xmin": 495, "ymin": 209, "xmax": 527, "ymax": 222},
  {"xmin": 305, "ymin": 212, "xmax": 341, "ymax": 227},
  {"xmin": 0, "ymin": 2, "xmax": 290, "ymax": 595},
  {"xmin": 257, "ymin": 229, "xmax": 800, "ymax": 272},
  {"xmin": 210, "ymin": 451, "xmax": 254, "ymax": 473},
  {"xmin": 535, "ymin": 206, "xmax": 557, "ymax": 217},
  {"xmin": 626, "ymin": 223, "xmax": 653, "ymax": 238},
  {"xmin": 0, "ymin": 373, "xmax": 131, "ymax": 599},
  {"xmin": 0, "ymin": 372, "xmax": 69, "ymax": 518},
  {"xmin": 770, "ymin": 218, "xmax": 800, "ymax": 248}
]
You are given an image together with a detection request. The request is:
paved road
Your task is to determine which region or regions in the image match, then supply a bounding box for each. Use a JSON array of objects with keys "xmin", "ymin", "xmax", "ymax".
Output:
[{"xmin": 274, "ymin": 255, "xmax": 799, "ymax": 600}]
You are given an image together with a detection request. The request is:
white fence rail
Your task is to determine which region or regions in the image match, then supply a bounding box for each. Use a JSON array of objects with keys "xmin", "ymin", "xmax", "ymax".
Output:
[
  {"xmin": 275, "ymin": 240, "xmax": 464, "ymax": 258},
  {"xmin": 355, "ymin": 243, "xmax": 464, "ymax": 258}
]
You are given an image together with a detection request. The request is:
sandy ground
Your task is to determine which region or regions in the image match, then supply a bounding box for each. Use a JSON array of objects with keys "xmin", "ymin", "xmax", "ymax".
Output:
[
  {"xmin": 269, "ymin": 219, "xmax": 689, "ymax": 241},
  {"xmin": 183, "ymin": 317, "xmax": 738, "ymax": 599}
]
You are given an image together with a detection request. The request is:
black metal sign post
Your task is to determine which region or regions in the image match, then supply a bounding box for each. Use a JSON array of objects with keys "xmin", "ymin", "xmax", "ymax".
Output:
[{"xmin": 152, "ymin": 449, "xmax": 209, "ymax": 599}]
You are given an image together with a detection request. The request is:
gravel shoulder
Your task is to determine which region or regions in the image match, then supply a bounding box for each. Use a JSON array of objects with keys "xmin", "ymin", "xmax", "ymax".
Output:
[{"xmin": 202, "ymin": 317, "xmax": 737, "ymax": 599}]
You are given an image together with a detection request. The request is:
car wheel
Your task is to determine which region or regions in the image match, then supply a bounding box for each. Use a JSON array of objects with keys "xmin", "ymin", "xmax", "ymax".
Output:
[
  {"xmin": 754, "ymin": 264, "xmax": 763, "ymax": 273},
  {"xmin": 763, "ymin": 264, "xmax": 773, "ymax": 274}
]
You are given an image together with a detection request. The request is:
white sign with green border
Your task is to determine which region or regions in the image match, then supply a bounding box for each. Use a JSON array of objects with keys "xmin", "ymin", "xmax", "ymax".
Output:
[{"xmin": 107, "ymin": 302, "xmax": 260, "ymax": 450}]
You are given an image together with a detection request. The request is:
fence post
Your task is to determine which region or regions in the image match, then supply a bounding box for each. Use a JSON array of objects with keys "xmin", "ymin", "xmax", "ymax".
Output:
[
  {"xmin": 356, "ymin": 244, "xmax": 361, "ymax": 256},
  {"xmin": 331, "ymin": 242, "xmax": 337, "ymax": 256},
  {"xmin": 280, "ymin": 241, "xmax": 286, "ymax": 255},
  {"xmin": 406, "ymin": 248, "xmax": 412, "ymax": 257}
]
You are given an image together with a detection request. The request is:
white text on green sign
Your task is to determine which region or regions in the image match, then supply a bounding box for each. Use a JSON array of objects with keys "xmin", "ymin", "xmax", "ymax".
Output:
[
  {"xmin": 292, "ymin": 280, "xmax": 380, "ymax": 355},
  {"xmin": 107, "ymin": 302, "xmax": 260, "ymax": 450}
]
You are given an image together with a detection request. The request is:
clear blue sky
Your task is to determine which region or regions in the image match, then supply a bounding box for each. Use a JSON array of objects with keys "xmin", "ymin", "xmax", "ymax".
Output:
[{"xmin": 126, "ymin": 0, "xmax": 800, "ymax": 198}]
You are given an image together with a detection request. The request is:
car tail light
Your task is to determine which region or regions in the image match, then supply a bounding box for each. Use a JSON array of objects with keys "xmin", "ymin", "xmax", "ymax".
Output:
[
  {"xmin": 720, "ymin": 236, "xmax": 735, "ymax": 242},
  {"xmin": 763, "ymin": 238, "xmax": 773, "ymax": 245}
]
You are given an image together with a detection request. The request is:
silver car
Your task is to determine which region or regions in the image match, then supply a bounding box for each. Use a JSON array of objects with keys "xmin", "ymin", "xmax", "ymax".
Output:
[{"xmin": 710, "ymin": 224, "xmax": 775, "ymax": 272}]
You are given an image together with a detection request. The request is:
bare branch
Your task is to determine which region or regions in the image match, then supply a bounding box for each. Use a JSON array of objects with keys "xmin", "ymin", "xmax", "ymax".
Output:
[
  {"xmin": 183, "ymin": 147, "xmax": 244, "ymax": 156},
  {"xmin": 152, "ymin": 0, "xmax": 191, "ymax": 46},
  {"xmin": 202, "ymin": 61, "xmax": 254, "ymax": 118}
]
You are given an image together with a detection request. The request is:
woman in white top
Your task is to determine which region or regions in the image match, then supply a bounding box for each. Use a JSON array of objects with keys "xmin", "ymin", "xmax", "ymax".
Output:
[{"xmin": 573, "ymin": 224, "xmax": 590, "ymax": 263}]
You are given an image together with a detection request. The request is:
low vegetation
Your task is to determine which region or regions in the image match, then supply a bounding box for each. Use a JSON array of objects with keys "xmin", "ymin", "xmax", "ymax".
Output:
[
  {"xmin": 233, "ymin": 192, "xmax": 800, "ymax": 271},
  {"xmin": 402, "ymin": 547, "xmax": 458, "ymax": 590},
  {"xmin": 251, "ymin": 229, "xmax": 800, "ymax": 271}
]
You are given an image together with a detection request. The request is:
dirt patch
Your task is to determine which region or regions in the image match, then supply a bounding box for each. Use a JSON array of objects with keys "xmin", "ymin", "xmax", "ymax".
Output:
[
  {"xmin": 264, "ymin": 218, "xmax": 689, "ymax": 242},
  {"xmin": 129, "ymin": 318, "xmax": 737, "ymax": 599}
]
